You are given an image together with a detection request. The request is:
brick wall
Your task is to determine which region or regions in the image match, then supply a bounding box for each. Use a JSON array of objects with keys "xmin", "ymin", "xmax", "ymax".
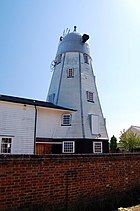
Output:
[{"xmin": 0, "ymin": 153, "xmax": 140, "ymax": 210}]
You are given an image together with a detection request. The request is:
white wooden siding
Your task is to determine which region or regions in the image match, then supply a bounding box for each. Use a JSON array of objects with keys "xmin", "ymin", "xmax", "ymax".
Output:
[
  {"xmin": 36, "ymin": 107, "xmax": 62, "ymax": 138},
  {"xmin": 47, "ymin": 51, "xmax": 108, "ymax": 140},
  {"xmin": 36, "ymin": 107, "xmax": 74, "ymax": 139},
  {"xmin": 0, "ymin": 101, "xmax": 75, "ymax": 154},
  {"xmin": 0, "ymin": 101, "xmax": 35, "ymax": 154}
]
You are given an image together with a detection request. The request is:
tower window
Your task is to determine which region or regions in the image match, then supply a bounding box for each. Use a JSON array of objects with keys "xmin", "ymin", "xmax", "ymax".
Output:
[
  {"xmin": 93, "ymin": 142, "xmax": 102, "ymax": 153},
  {"xmin": 0, "ymin": 137, "xmax": 12, "ymax": 154},
  {"xmin": 56, "ymin": 54, "xmax": 62, "ymax": 64},
  {"xmin": 63, "ymin": 141, "xmax": 75, "ymax": 153},
  {"xmin": 83, "ymin": 54, "xmax": 89, "ymax": 64},
  {"xmin": 61, "ymin": 114, "xmax": 71, "ymax": 126},
  {"xmin": 67, "ymin": 68, "xmax": 74, "ymax": 78},
  {"xmin": 86, "ymin": 91, "xmax": 94, "ymax": 103}
]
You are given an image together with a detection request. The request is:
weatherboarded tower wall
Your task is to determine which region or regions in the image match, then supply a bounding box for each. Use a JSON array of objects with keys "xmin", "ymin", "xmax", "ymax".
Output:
[{"xmin": 47, "ymin": 27, "xmax": 109, "ymax": 153}]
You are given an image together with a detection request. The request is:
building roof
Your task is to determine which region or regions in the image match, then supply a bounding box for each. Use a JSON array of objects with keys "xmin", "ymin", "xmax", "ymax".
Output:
[
  {"xmin": 126, "ymin": 125, "xmax": 140, "ymax": 137},
  {"xmin": 56, "ymin": 29, "xmax": 90, "ymax": 57},
  {"xmin": 132, "ymin": 126, "xmax": 140, "ymax": 132},
  {"xmin": 0, "ymin": 95, "xmax": 76, "ymax": 111}
]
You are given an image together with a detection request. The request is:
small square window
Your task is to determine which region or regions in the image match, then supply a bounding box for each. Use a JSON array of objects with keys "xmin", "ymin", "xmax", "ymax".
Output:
[
  {"xmin": 67, "ymin": 68, "xmax": 74, "ymax": 78},
  {"xmin": 86, "ymin": 91, "xmax": 94, "ymax": 103},
  {"xmin": 1, "ymin": 138, "xmax": 12, "ymax": 153},
  {"xmin": 83, "ymin": 54, "xmax": 89, "ymax": 64},
  {"xmin": 93, "ymin": 142, "xmax": 102, "ymax": 153},
  {"xmin": 62, "ymin": 114, "xmax": 71, "ymax": 126},
  {"xmin": 63, "ymin": 141, "xmax": 75, "ymax": 153}
]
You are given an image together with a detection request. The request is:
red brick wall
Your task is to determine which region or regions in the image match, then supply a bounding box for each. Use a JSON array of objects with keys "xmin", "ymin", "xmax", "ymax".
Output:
[{"xmin": 0, "ymin": 153, "xmax": 140, "ymax": 210}]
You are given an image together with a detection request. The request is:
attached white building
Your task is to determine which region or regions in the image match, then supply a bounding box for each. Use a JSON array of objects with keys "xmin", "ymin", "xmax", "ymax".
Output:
[{"xmin": 0, "ymin": 95, "xmax": 74, "ymax": 154}]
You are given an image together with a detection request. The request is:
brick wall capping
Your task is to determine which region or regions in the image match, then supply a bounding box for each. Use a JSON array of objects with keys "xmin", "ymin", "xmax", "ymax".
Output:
[{"xmin": 0, "ymin": 152, "xmax": 140, "ymax": 161}]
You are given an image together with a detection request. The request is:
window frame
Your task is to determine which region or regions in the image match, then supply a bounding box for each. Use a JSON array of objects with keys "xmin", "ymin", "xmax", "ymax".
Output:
[
  {"xmin": 62, "ymin": 141, "xmax": 75, "ymax": 153},
  {"xmin": 86, "ymin": 91, "xmax": 94, "ymax": 103},
  {"xmin": 67, "ymin": 68, "xmax": 74, "ymax": 78},
  {"xmin": 93, "ymin": 142, "xmax": 102, "ymax": 153},
  {"xmin": 0, "ymin": 137, "xmax": 12, "ymax": 154},
  {"xmin": 61, "ymin": 114, "xmax": 72, "ymax": 126}
]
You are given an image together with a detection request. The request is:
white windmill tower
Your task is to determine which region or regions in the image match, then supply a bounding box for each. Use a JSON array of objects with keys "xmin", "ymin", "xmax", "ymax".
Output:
[{"xmin": 47, "ymin": 26, "xmax": 109, "ymax": 153}]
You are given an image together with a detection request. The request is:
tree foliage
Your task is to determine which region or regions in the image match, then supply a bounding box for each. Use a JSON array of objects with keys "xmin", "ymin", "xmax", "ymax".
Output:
[
  {"xmin": 119, "ymin": 130, "xmax": 140, "ymax": 152},
  {"xmin": 110, "ymin": 135, "xmax": 117, "ymax": 152}
]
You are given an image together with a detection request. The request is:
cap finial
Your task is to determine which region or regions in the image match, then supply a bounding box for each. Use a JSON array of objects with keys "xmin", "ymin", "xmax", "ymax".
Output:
[{"xmin": 74, "ymin": 26, "xmax": 77, "ymax": 32}]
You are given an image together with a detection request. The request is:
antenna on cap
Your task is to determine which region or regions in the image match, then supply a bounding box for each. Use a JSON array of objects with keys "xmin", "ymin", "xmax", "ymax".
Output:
[{"xmin": 74, "ymin": 26, "xmax": 77, "ymax": 32}]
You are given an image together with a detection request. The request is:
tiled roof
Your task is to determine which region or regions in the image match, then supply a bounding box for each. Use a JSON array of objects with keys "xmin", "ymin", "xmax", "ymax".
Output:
[
  {"xmin": 132, "ymin": 126, "xmax": 140, "ymax": 132},
  {"xmin": 126, "ymin": 125, "xmax": 140, "ymax": 137}
]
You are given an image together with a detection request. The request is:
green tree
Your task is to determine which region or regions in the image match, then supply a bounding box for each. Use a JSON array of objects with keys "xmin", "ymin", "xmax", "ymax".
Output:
[
  {"xmin": 110, "ymin": 135, "xmax": 117, "ymax": 152},
  {"xmin": 119, "ymin": 130, "xmax": 140, "ymax": 152}
]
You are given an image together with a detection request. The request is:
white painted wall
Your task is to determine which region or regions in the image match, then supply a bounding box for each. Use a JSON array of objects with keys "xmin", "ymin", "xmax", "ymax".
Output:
[
  {"xmin": 0, "ymin": 100, "xmax": 75, "ymax": 154},
  {"xmin": 36, "ymin": 107, "xmax": 74, "ymax": 139},
  {"xmin": 36, "ymin": 107, "xmax": 61, "ymax": 138},
  {"xmin": 0, "ymin": 101, "xmax": 35, "ymax": 154}
]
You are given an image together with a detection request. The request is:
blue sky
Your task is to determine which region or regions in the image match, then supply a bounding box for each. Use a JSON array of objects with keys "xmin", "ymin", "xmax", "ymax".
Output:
[{"xmin": 0, "ymin": 0, "xmax": 140, "ymax": 140}]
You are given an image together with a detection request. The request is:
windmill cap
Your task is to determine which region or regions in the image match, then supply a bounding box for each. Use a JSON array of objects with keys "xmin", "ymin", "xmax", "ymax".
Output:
[{"xmin": 56, "ymin": 31, "xmax": 90, "ymax": 56}]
